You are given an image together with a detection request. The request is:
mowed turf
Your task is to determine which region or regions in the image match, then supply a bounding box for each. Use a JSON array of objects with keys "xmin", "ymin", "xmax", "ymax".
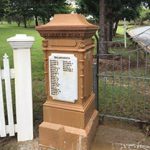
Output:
[
  {"xmin": 0, "ymin": 23, "xmax": 45, "ymax": 118},
  {"xmin": 0, "ymin": 23, "xmax": 44, "ymax": 79}
]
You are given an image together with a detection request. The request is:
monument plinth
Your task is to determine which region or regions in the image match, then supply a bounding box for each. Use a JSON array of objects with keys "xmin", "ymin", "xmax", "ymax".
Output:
[{"xmin": 36, "ymin": 14, "xmax": 99, "ymax": 150}]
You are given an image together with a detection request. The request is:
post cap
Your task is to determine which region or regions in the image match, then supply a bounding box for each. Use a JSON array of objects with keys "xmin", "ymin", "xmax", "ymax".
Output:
[
  {"xmin": 7, "ymin": 34, "xmax": 35, "ymax": 49},
  {"xmin": 7, "ymin": 34, "xmax": 35, "ymax": 42}
]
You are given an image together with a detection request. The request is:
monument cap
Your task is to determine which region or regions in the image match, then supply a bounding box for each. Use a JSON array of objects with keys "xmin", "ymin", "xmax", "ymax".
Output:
[{"xmin": 36, "ymin": 14, "xmax": 98, "ymax": 39}]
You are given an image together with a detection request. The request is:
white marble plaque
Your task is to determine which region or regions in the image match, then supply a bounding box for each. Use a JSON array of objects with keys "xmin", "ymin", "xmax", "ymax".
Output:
[{"xmin": 49, "ymin": 53, "xmax": 78, "ymax": 103}]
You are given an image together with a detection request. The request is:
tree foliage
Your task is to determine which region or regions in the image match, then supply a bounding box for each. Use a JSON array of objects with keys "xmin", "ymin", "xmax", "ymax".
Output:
[
  {"xmin": 0, "ymin": 0, "xmax": 8, "ymax": 21},
  {"xmin": 0, "ymin": 0, "xmax": 71, "ymax": 27},
  {"xmin": 77, "ymin": 0, "xmax": 143, "ymax": 23},
  {"xmin": 137, "ymin": 6, "xmax": 150, "ymax": 25},
  {"xmin": 76, "ymin": 0, "xmax": 147, "ymax": 54}
]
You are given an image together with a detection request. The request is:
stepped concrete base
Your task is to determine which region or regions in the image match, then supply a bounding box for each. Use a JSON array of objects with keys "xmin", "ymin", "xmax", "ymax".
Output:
[{"xmin": 39, "ymin": 110, "xmax": 99, "ymax": 150}]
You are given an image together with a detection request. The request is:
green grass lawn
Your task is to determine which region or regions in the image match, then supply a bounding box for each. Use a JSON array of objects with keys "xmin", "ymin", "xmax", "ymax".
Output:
[
  {"xmin": 0, "ymin": 23, "xmax": 45, "ymax": 120},
  {"xmin": 0, "ymin": 24, "xmax": 43, "ymax": 77}
]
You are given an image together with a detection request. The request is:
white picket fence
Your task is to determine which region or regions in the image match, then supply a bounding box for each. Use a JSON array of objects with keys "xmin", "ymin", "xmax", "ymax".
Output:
[
  {"xmin": 0, "ymin": 54, "xmax": 16, "ymax": 137},
  {"xmin": 0, "ymin": 34, "xmax": 34, "ymax": 141}
]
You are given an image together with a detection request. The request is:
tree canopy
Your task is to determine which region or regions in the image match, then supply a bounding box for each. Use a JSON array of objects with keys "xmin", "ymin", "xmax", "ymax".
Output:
[
  {"xmin": 76, "ymin": 0, "xmax": 143, "ymax": 23},
  {"xmin": 76, "ymin": 0, "xmax": 149, "ymax": 54},
  {"xmin": 0, "ymin": 0, "xmax": 71, "ymax": 27},
  {"xmin": 0, "ymin": 0, "xmax": 7, "ymax": 21}
]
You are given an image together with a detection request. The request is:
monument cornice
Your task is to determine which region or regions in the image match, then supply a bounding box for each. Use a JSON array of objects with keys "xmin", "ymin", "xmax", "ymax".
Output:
[
  {"xmin": 37, "ymin": 29, "xmax": 97, "ymax": 39},
  {"xmin": 36, "ymin": 14, "xmax": 98, "ymax": 39}
]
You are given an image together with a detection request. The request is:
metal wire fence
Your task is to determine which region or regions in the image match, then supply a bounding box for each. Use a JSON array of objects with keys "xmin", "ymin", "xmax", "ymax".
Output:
[
  {"xmin": 98, "ymin": 49, "xmax": 150, "ymax": 122},
  {"xmin": 93, "ymin": 26, "xmax": 150, "ymax": 123}
]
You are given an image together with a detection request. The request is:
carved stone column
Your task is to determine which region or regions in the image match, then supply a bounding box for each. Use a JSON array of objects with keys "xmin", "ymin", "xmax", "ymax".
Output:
[{"xmin": 36, "ymin": 14, "xmax": 99, "ymax": 150}]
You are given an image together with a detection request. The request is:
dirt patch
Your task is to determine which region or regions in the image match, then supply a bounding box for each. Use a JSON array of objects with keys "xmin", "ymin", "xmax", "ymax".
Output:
[
  {"xmin": 0, "ymin": 138, "xmax": 39, "ymax": 150},
  {"xmin": 92, "ymin": 125, "xmax": 150, "ymax": 150},
  {"xmin": 99, "ymin": 57, "xmax": 129, "ymax": 71},
  {"xmin": 98, "ymin": 57, "xmax": 144, "ymax": 72}
]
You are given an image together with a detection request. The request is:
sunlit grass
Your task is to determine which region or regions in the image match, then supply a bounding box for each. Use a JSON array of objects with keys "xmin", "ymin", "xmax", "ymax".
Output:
[{"xmin": 0, "ymin": 23, "xmax": 45, "ymax": 123}]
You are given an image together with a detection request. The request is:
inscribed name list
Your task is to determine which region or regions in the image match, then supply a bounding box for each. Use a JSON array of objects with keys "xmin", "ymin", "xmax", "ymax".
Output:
[{"xmin": 49, "ymin": 53, "xmax": 78, "ymax": 103}]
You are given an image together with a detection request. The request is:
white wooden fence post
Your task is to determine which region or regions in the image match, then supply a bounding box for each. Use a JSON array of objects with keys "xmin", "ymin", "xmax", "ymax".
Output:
[{"xmin": 7, "ymin": 34, "xmax": 35, "ymax": 141}]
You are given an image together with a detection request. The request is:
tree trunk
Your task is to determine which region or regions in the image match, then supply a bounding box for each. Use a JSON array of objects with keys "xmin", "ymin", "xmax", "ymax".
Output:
[
  {"xmin": 109, "ymin": 19, "xmax": 113, "ymax": 41},
  {"xmin": 139, "ymin": 19, "xmax": 144, "ymax": 26},
  {"xmin": 35, "ymin": 15, "xmax": 38, "ymax": 26},
  {"xmin": 42, "ymin": 17, "xmax": 46, "ymax": 24},
  {"xmin": 99, "ymin": 0, "xmax": 108, "ymax": 56},
  {"xmin": 23, "ymin": 16, "xmax": 27, "ymax": 28},
  {"xmin": 46, "ymin": 15, "xmax": 50, "ymax": 22},
  {"xmin": 17, "ymin": 21, "xmax": 21, "ymax": 27},
  {"xmin": 106, "ymin": 21, "xmax": 110, "ymax": 42},
  {"xmin": 113, "ymin": 19, "xmax": 119, "ymax": 36}
]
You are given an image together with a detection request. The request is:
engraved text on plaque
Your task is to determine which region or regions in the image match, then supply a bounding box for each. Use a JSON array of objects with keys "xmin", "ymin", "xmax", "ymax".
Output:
[{"xmin": 49, "ymin": 53, "xmax": 78, "ymax": 103}]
